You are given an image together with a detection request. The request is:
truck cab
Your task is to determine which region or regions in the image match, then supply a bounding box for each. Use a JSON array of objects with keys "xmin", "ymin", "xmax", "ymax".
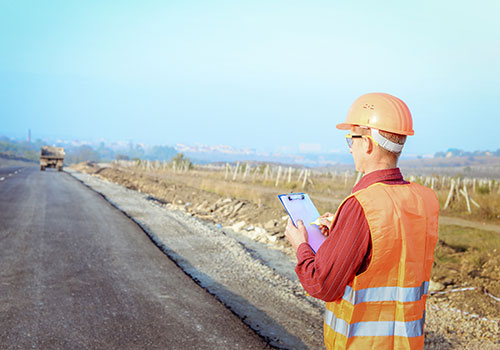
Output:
[{"xmin": 40, "ymin": 146, "xmax": 65, "ymax": 171}]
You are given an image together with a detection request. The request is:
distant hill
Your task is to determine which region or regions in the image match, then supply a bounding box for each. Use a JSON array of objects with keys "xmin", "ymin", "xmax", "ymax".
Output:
[
  {"xmin": 400, "ymin": 155, "xmax": 500, "ymax": 178},
  {"xmin": 433, "ymin": 148, "xmax": 500, "ymax": 158}
]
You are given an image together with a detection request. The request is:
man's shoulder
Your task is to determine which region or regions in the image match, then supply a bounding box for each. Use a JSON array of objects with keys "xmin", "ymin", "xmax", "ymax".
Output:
[
  {"xmin": 355, "ymin": 182, "xmax": 439, "ymax": 209},
  {"xmin": 337, "ymin": 194, "xmax": 363, "ymax": 214}
]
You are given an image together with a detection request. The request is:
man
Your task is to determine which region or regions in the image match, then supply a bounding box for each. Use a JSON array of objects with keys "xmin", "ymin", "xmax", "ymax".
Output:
[{"xmin": 285, "ymin": 92, "xmax": 439, "ymax": 349}]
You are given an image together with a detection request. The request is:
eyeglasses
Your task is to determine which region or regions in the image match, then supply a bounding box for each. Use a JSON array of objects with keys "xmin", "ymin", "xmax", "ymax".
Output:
[
  {"xmin": 345, "ymin": 134, "xmax": 379, "ymax": 148},
  {"xmin": 345, "ymin": 134, "xmax": 363, "ymax": 148}
]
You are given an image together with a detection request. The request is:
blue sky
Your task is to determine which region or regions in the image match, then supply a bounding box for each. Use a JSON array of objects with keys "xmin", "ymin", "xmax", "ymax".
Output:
[{"xmin": 1, "ymin": 0, "xmax": 499, "ymax": 156}]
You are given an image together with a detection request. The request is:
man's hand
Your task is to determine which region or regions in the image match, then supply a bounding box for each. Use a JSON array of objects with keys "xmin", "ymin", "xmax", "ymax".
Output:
[
  {"xmin": 317, "ymin": 212, "xmax": 335, "ymax": 237},
  {"xmin": 285, "ymin": 218, "xmax": 308, "ymax": 252}
]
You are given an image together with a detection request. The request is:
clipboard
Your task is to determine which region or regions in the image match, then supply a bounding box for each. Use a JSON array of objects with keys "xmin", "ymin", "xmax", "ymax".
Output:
[{"xmin": 278, "ymin": 192, "xmax": 327, "ymax": 253}]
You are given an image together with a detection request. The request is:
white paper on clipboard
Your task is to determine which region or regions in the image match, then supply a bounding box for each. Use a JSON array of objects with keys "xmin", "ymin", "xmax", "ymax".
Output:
[{"xmin": 278, "ymin": 192, "xmax": 327, "ymax": 253}]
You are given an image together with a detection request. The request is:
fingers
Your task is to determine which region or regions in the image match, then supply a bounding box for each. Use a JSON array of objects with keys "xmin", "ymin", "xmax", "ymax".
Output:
[
  {"xmin": 287, "ymin": 218, "xmax": 304, "ymax": 229},
  {"xmin": 319, "ymin": 224, "xmax": 330, "ymax": 237},
  {"xmin": 321, "ymin": 226, "xmax": 329, "ymax": 237}
]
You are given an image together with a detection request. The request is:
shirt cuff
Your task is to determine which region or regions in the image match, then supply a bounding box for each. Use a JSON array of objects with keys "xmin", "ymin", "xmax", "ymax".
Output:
[{"xmin": 296, "ymin": 242, "xmax": 315, "ymax": 260}]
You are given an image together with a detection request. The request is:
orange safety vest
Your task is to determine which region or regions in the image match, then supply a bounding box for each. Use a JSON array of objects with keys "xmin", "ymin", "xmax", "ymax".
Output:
[{"xmin": 324, "ymin": 183, "xmax": 439, "ymax": 350}]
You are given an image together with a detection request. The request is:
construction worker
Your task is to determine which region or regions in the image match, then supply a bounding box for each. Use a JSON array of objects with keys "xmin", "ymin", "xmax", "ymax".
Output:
[{"xmin": 285, "ymin": 92, "xmax": 439, "ymax": 349}]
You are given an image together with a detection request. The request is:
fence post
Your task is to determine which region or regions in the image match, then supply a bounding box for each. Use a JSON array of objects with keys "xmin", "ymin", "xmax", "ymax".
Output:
[
  {"xmin": 302, "ymin": 169, "xmax": 308, "ymax": 189},
  {"xmin": 444, "ymin": 179, "xmax": 455, "ymax": 210},
  {"xmin": 275, "ymin": 166, "xmax": 282, "ymax": 187},
  {"xmin": 232, "ymin": 162, "xmax": 240, "ymax": 181},
  {"xmin": 460, "ymin": 185, "xmax": 472, "ymax": 214},
  {"xmin": 243, "ymin": 164, "xmax": 250, "ymax": 180},
  {"xmin": 297, "ymin": 169, "xmax": 304, "ymax": 182}
]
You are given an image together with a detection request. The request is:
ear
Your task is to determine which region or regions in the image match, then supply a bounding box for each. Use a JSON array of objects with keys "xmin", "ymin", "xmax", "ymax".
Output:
[{"xmin": 364, "ymin": 136, "xmax": 374, "ymax": 154}]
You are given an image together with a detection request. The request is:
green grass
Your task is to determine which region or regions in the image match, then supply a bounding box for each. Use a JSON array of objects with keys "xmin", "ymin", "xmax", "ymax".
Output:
[
  {"xmin": 434, "ymin": 224, "xmax": 500, "ymax": 272},
  {"xmin": 438, "ymin": 224, "xmax": 500, "ymax": 253}
]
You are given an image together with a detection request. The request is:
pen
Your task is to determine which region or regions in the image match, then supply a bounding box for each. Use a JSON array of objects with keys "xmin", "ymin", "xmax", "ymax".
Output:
[{"xmin": 310, "ymin": 216, "xmax": 334, "ymax": 226}]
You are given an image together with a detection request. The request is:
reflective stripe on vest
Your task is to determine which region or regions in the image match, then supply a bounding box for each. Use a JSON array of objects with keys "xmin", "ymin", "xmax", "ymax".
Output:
[
  {"xmin": 325, "ymin": 309, "xmax": 425, "ymax": 338},
  {"xmin": 341, "ymin": 281, "xmax": 429, "ymax": 305}
]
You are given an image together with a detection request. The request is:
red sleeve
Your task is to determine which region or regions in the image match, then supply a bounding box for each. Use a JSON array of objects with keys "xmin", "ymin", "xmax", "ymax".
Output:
[{"xmin": 295, "ymin": 197, "xmax": 371, "ymax": 302}]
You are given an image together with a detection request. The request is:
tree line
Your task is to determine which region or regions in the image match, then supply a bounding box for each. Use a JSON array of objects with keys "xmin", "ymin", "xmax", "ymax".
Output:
[{"xmin": 0, "ymin": 136, "xmax": 177, "ymax": 164}]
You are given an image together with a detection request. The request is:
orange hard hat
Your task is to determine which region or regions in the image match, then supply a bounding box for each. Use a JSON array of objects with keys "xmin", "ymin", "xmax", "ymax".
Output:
[{"xmin": 336, "ymin": 93, "xmax": 414, "ymax": 136}]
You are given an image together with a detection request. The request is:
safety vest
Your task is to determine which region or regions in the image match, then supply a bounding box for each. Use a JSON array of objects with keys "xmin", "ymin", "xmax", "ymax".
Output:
[{"xmin": 324, "ymin": 182, "xmax": 439, "ymax": 350}]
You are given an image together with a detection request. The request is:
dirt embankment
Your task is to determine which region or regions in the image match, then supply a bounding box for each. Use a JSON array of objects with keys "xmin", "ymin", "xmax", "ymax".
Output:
[
  {"xmin": 71, "ymin": 162, "xmax": 500, "ymax": 349},
  {"xmin": 78, "ymin": 163, "xmax": 292, "ymax": 250}
]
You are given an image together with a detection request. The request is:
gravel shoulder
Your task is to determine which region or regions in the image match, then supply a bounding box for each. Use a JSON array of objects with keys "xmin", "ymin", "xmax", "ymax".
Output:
[
  {"xmin": 67, "ymin": 168, "xmax": 499, "ymax": 350},
  {"xmin": 68, "ymin": 169, "xmax": 324, "ymax": 349}
]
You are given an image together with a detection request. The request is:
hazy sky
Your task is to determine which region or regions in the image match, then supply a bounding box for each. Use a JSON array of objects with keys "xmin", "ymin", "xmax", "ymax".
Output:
[{"xmin": 1, "ymin": 0, "xmax": 499, "ymax": 156}]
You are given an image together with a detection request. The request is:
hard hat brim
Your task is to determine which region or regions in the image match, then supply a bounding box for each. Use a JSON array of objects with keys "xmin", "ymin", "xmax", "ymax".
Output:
[{"xmin": 336, "ymin": 123, "xmax": 352, "ymax": 130}]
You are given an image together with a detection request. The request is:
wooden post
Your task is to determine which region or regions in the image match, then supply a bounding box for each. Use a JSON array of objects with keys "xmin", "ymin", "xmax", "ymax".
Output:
[
  {"xmin": 243, "ymin": 164, "xmax": 250, "ymax": 180},
  {"xmin": 470, "ymin": 197, "xmax": 481, "ymax": 208},
  {"xmin": 424, "ymin": 177, "xmax": 430, "ymax": 187},
  {"xmin": 302, "ymin": 169, "xmax": 308, "ymax": 189},
  {"xmin": 232, "ymin": 162, "xmax": 240, "ymax": 181},
  {"xmin": 297, "ymin": 169, "xmax": 304, "ymax": 182},
  {"xmin": 275, "ymin": 166, "xmax": 282, "ymax": 187},
  {"xmin": 308, "ymin": 173, "xmax": 314, "ymax": 187},
  {"xmin": 454, "ymin": 178, "xmax": 460, "ymax": 199},
  {"xmin": 287, "ymin": 166, "xmax": 292, "ymax": 183},
  {"xmin": 460, "ymin": 185, "xmax": 472, "ymax": 214},
  {"xmin": 444, "ymin": 179, "xmax": 455, "ymax": 210}
]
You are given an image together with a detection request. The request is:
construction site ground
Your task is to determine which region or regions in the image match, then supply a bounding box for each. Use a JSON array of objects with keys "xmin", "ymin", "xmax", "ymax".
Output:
[{"xmin": 70, "ymin": 162, "xmax": 499, "ymax": 349}]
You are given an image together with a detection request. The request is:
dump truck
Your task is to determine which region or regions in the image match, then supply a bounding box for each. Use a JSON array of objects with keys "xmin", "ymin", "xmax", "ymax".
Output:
[{"xmin": 40, "ymin": 146, "xmax": 65, "ymax": 171}]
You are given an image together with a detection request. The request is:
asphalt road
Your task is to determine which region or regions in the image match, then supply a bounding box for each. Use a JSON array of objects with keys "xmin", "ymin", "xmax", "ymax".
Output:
[{"xmin": 0, "ymin": 167, "xmax": 270, "ymax": 349}]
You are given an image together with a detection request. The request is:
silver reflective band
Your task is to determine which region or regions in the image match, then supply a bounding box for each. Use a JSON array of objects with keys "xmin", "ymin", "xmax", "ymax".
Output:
[
  {"xmin": 325, "ymin": 308, "xmax": 349, "ymax": 338},
  {"xmin": 342, "ymin": 281, "xmax": 429, "ymax": 305},
  {"xmin": 371, "ymin": 128, "xmax": 404, "ymax": 153},
  {"xmin": 324, "ymin": 309, "xmax": 425, "ymax": 338}
]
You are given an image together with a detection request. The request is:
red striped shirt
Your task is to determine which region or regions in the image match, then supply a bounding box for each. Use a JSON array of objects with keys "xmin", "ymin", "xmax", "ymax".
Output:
[{"xmin": 295, "ymin": 168, "xmax": 409, "ymax": 302}]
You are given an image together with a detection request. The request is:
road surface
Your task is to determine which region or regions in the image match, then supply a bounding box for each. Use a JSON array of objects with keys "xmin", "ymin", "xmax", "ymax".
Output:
[{"xmin": 0, "ymin": 167, "xmax": 269, "ymax": 349}]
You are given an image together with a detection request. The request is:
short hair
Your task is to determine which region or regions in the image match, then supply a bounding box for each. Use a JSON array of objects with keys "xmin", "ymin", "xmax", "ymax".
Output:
[{"xmin": 379, "ymin": 130, "xmax": 407, "ymax": 147}]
